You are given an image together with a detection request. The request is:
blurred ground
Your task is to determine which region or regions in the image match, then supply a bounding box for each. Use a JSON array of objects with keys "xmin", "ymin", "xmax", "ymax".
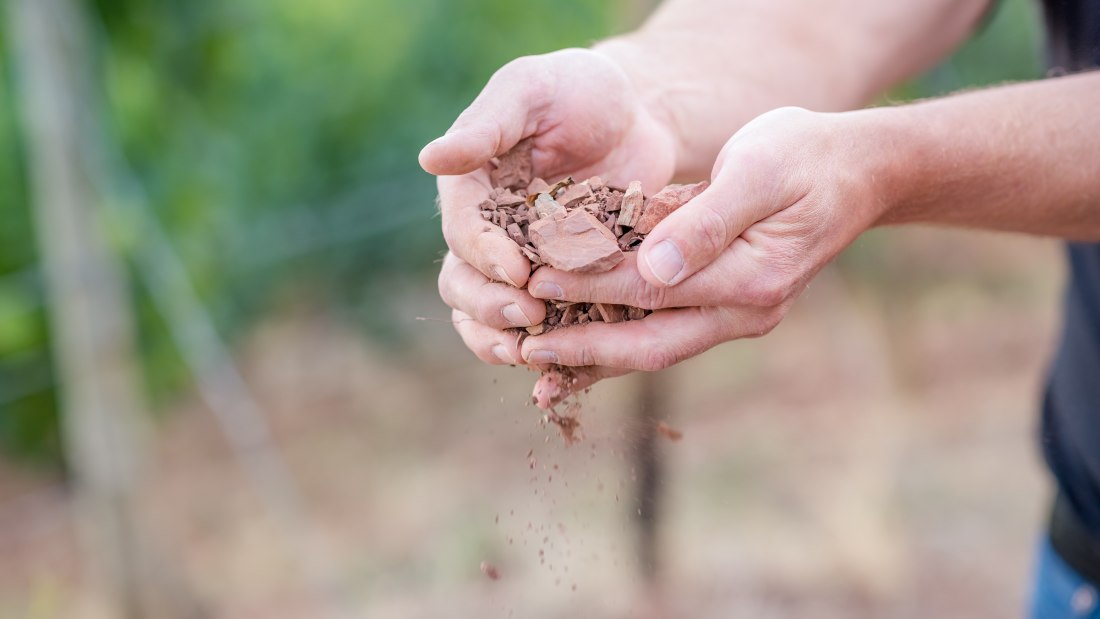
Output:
[{"xmin": 0, "ymin": 225, "xmax": 1062, "ymax": 618}]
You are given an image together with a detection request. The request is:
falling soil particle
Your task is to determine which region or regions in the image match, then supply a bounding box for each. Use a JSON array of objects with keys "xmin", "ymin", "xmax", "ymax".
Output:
[
  {"xmin": 655, "ymin": 421, "xmax": 683, "ymax": 442},
  {"xmin": 545, "ymin": 408, "xmax": 582, "ymax": 446},
  {"xmin": 480, "ymin": 560, "xmax": 501, "ymax": 581}
]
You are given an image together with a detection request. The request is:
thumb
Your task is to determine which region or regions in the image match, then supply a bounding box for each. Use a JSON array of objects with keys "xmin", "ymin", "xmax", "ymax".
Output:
[
  {"xmin": 636, "ymin": 151, "xmax": 789, "ymax": 288},
  {"xmin": 419, "ymin": 57, "xmax": 551, "ymax": 176}
]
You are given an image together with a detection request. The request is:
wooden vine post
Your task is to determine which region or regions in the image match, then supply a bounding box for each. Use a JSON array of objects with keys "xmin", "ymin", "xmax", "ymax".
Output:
[{"xmin": 8, "ymin": 1, "xmax": 201, "ymax": 617}]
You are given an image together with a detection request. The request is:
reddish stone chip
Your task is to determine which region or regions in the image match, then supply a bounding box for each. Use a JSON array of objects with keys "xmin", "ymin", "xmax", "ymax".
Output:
[
  {"xmin": 603, "ymin": 191, "xmax": 623, "ymax": 213},
  {"xmin": 594, "ymin": 303, "xmax": 625, "ymax": 323},
  {"xmin": 618, "ymin": 180, "xmax": 644, "ymax": 228},
  {"xmin": 529, "ymin": 211, "xmax": 624, "ymax": 273},
  {"xmin": 633, "ymin": 181, "xmax": 709, "ymax": 234},
  {"xmin": 526, "ymin": 177, "xmax": 551, "ymax": 196},
  {"xmin": 560, "ymin": 303, "xmax": 579, "ymax": 325},
  {"xmin": 480, "ymin": 561, "xmax": 501, "ymax": 581},
  {"xmin": 506, "ymin": 223, "xmax": 525, "ymax": 246},
  {"xmin": 558, "ymin": 182, "xmax": 593, "ymax": 207},
  {"xmin": 493, "ymin": 189, "xmax": 526, "ymax": 207},
  {"xmin": 655, "ymin": 421, "xmax": 683, "ymax": 441},
  {"xmin": 489, "ymin": 138, "xmax": 533, "ymax": 191}
]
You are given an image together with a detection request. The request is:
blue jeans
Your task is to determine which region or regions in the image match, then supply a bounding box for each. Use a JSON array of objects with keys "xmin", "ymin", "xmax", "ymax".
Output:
[{"xmin": 1032, "ymin": 539, "xmax": 1100, "ymax": 618}]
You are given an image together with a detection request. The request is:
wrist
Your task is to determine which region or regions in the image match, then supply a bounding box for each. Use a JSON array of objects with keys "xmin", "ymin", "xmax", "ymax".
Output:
[{"xmin": 841, "ymin": 105, "xmax": 928, "ymax": 229}]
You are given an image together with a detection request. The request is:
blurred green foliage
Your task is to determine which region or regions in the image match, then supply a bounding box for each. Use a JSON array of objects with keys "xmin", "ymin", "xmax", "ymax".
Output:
[
  {"xmin": 0, "ymin": 0, "xmax": 618, "ymax": 466},
  {"xmin": 0, "ymin": 0, "xmax": 1043, "ymax": 467},
  {"xmin": 892, "ymin": 0, "xmax": 1043, "ymax": 99},
  {"xmin": 0, "ymin": 15, "xmax": 59, "ymax": 464}
]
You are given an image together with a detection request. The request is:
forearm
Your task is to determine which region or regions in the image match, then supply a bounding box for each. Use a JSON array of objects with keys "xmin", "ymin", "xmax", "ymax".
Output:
[
  {"xmin": 594, "ymin": 0, "xmax": 989, "ymax": 179},
  {"xmin": 871, "ymin": 71, "xmax": 1100, "ymax": 239}
]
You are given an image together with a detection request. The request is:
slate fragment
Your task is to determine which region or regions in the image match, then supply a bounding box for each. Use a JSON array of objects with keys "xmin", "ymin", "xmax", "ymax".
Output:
[
  {"xmin": 618, "ymin": 180, "xmax": 644, "ymax": 228},
  {"xmin": 489, "ymin": 138, "xmax": 534, "ymax": 191},
  {"xmin": 529, "ymin": 211, "xmax": 623, "ymax": 273},
  {"xmin": 633, "ymin": 181, "xmax": 709, "ymax": 234}
]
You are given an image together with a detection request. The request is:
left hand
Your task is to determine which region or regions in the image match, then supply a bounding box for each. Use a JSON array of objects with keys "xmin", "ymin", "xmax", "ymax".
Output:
[
  {"xmin": 420, "ymin": 49, "xmax": 680, "ymax": 383},
  {"xmin": 523, "ymin": 106, "xmax": 893, "ymax": 406}
]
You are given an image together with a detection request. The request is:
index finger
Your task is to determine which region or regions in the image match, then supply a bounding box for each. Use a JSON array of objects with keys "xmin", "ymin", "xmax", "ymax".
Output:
[
  {"xmin": 438, "ymin": 169, "xmax": 532, "ymax": 287},
  {"xmin": 520, "ymin": 305, "xmax": 778, "ymax": 371},
  {"xmin": 528, "ymin": 245, "xmax": 764, "ymax": 310}
]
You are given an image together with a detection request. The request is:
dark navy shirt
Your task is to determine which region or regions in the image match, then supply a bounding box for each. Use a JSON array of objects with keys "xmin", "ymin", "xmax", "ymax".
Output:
[{"xmin": 1040, "ymin": 0, "xmax": 1100, "ymax": 534}]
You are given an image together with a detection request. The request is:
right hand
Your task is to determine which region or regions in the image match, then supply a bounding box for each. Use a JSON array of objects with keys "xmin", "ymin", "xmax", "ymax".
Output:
[{"xmin": 421, "ymin": 48, "xmax": 680, "ymax": 402}]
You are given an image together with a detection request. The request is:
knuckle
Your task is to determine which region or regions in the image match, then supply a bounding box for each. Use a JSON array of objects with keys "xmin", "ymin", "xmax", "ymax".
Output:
[
  {"xmin": 495, "ymin": 57, "xmax": 537, "ymax": 92},
  {"xmin": 475, "ymin": 345, "xmax": 501, "ymax": 365},
  {"xmin": 573, "ymin": 279, "xmax": 604, "ymax": 305},
  {"xmin": 468, "ymin": 330, "xmax": 511, "ymax": 366},
  {"xmin": 756, "ymin": 307, "xmax": 786, "ymax": 337},
  {"xmin": 636, "ymin": 283, "xmax": 669, "ymax": 310},
  {"xmin": 443, "ymin": 217, "xmax": 481, "ymax": 260},
  {"xmin": 474, "ymin": 225, "xmax": 504, "ymax": 251},
  {"xmin": 693, "ymin": 204, "xmax": 733, "ymax": 260},
  {"xmin": 742, "ymin": 270, "xmax": 796, "ymax": 307},
  {"xmin": 468, "ymin": 121, "xmax": 503, "ymax": 156},
  {"xmin": 474, "ymin": 297, "xmax": 495, "ymax": 326},
  {"xmin": 450, "ymin": 310, "xmax": 465, "ymax": 336},
  {"xmin": 637, "ymin": 347, "xmax": 677, "ymax": 372},
  {"xmin": 754, "ymin": 282, "xmax": 791, "ymax": 308},
  {"xmin": 496, "ymin": 55, "xmax": 553, "ymax": 109},
  {"xmin": 474, "ymin": 284, "xmax": 503, "ymax": 325},
  {"xmin": 714, "ymin": 285, "xmax": 743, "ymax": 308},
  {"xmin": 472, "ymin": 230, "xmax": 511, "ymax": 279},
  {"xmin": 437, "ymin": 269, "xmax": 454, "ymax": 307},
  {"xmin": 577, "ymin": 345, "xmax": 598, "ymax": 368},
  {"xmin": 498, "ymin": 55, "xmax": 538, "ymax": 77}
]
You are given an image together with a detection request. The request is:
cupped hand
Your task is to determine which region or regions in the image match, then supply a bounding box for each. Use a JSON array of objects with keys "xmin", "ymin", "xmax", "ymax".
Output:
[
  {"xmin": 422, "ymin": 48, "xmax": 680, "ymax": 388},
  {"xmin": 521, "ymin": 107, "xmax": 893, "ymax": 401}
]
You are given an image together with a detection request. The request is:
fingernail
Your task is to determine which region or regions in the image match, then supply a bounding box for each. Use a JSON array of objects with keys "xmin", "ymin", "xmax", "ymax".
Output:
[
  {"xmin": 501, "ymin": 303, "xmax": 532, "ymax": 327},
  {"xmin": 491, "ymin": 265, "xmax": 519, "ymax": 287},
  {"xmin": 644, "ymin": 240, "xmax": 685, "ymax": 285},
  {"xmin": 526, "ymin": 349, "xmax": 559, "ymax": 365},
  {"xmin": 492, "ymin": 344, "xmax": 515, "ymax": 364},
  {"xmin": 532, "ymin": 281, "xmax": 564, "ymax": 299}
]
